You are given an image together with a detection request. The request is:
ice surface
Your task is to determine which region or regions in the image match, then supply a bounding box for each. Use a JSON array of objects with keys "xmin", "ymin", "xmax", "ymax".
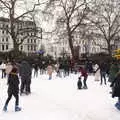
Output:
[{"xmin": 0, "ymin": 71, "xmax": 120, "ymax": 120}]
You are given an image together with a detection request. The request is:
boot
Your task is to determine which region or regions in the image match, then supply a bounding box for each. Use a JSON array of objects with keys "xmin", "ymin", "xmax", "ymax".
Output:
[
  {"xmin": 83, "ymin": 86, "xmax": 88, "ymax": 89},
  {"xmin": 115, "ymin": 101, "xmax": 120, "ymax": 110},
  {"xmin": 15, "ymin": 106, "xmax": 21, "ymax": 112},
  {"xmin": 3, "ymin": 105, "xmax": 7, "ymax": 112}
]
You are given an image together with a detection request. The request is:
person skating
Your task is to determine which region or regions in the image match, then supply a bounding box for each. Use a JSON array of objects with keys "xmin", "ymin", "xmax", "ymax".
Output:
[
  {"xmin": 19, "ymin": 60, "xmax": 32, "ymax": 95},
  {"xmin": 110, "ymin": 71, "xmax": 120, "ymax": 110},
  {"xmin": 77, "ymin": 77, "xmax": 82, "ymax": 89},
  {"xmin": 93, "ymin": 63, "xmax": 100, "ymax": 81},
  {"xmin": 99, "ymin": 62, "xmax": 107, "ymax": 85},
  {"xmin": 79, "ymin": 66, "xmax": 88, "ymax": 89},
  {"xmin": 3, "ymin": 64, "xmax": 21, "ymax": 112},
  {"xmin": 108, "ymin": 61, "xmax": 119, "ymax": 94}
]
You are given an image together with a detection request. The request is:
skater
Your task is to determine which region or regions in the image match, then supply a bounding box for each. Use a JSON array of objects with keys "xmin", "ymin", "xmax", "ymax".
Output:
[
  {"xmin": 99, "ymin": 62, "xmax": 107, "ymax": 85},
  {"xmin": 55, "ymin": 62, "xmax": 60, "ymax": 77},
  {"xmin": 108, "ymin": 61, "xmax": 119, "ymax": 93},
  {"xmin": 93, "ymin": 63, "xmax": 100, "ymax": 81},
  {"xmin": 0, "ymin": 61, "xmax": 6, "ymax": 78},
  {"xmin": 19, "ymin": 60, "xmax": 32, "ymax": 95},
  {"xmin": 108, "ymin": 61, "xmax": 119, "ymax": 83},
  {"xmin": 79, "ymin": 66, "xmax": 88, "ymax": 89},
  {"xmin": 33, "ymin": 63, "xmax": 39, "ymax": 78},
  {"xmin": 3, "ymin": 63, "xmax": 21, "ymax": 112},
  {"xmin": 77, "ymin": 77, "xmax": 82, "ymax": 89},
  {"xmin": 110, "ymin": 71, "xmax": 120, "ymax": 110}
]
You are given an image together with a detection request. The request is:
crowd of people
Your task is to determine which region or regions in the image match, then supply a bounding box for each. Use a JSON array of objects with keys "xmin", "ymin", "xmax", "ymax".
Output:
[{"xmin": 0, "ymin": 58, "xmax": 120, "ymax": 111}]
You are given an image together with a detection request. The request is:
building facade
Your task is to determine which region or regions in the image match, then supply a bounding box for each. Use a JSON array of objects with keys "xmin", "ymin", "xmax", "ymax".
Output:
[{"xmin": 0, "ymin": 17, "xmax": 41, "ymax": 54}]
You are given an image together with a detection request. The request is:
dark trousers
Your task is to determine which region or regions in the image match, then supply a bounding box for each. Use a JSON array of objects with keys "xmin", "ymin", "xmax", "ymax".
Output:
[
  {"xmin": 100, "ymin": 72, "xmax": 106, "ymax": 84},
  {"xmin": 21, "ymin": 77, "xmax": 31, "ymax": 93},
  {"xmin": 5, "ymin": 92, "xmax": 19, "ymax": 106},
  {"xmin": 83, "ymin": 76, "xmax": 88, "ymax": 87},
  {"xmin": 2, "ymin": 69, "xmax": 6, "ymax": 78},
  {"xmin": 34, "ymin": 70, "xmax": 38, "ymax": 77},
  {"xmin": 64, "ymin": 70, "xmax": 69, "ymax": 77}
]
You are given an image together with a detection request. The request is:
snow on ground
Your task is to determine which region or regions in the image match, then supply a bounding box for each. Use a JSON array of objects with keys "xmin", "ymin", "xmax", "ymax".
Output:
[{"xmin": 0, "ymin": 71, "xmax": 120, "ymax": 120}]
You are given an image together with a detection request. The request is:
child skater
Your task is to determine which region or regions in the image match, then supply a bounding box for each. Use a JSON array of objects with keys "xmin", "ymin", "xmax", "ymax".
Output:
[
  {"xmin": 79, "ymin": 66, "xmax": 88, "ymax": 89},
  {"xmin": 110, "ymin": 71, "xmax": 120, "ymax": 110},
  {"xmin": 3, "ymin": 63, "xmax": 21, "ymax": 112},
  {"xmin": 77, "ymin": 77, "xmax": 82, "ymax": 89}
]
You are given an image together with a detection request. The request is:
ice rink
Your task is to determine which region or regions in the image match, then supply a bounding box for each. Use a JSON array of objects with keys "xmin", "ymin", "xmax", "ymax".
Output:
[{"xmin": 0, "ymin": 72, "xmax": 120, "ymax": 120}]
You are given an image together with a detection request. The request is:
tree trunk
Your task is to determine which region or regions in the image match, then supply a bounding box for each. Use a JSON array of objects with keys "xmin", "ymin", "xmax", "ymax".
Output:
[
  {"xmin": 108, "ymin": 43, "xmax": 112, "ymax": 57},
  {"xmin": 67, "ymin": 23, "xmax": 76, "ymax": 62},
  {"xmin": 11, "ymin": 39, "xmax": 19, "ymax": 58}
]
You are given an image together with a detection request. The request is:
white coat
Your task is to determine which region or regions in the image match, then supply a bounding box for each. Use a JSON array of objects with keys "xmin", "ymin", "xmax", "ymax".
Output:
[{"xmin": 94, "ymin": 64, "xmax": 100, "ymax": 81}]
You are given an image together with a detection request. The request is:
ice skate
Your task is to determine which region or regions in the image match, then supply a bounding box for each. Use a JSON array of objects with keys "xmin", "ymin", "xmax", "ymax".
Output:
[
  {"xmin": 115, "ymin": 102, "xmax": 120, "ymax": 110},
  {"xmin": 3, "ymin": 106, "xmax": 7, "ymax": 112},
  {"xmin": 15, "ymin": 106, "xmax": 21, "ymax": 112}
]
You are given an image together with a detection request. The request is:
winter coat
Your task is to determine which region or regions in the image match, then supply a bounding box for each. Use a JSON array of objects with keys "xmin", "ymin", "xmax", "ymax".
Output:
[
  {"xmin": 99, "ymin": 62, "xmax": 108, "ymax": 73},
  {"xmin": 0, "ymin": 63, "xmax": 6, "ymax": 70},
  {"xmin": 7, "ymin": 67, "xmax": 19, "ymax": 94},
  {"xmin": 79, "ymin": 68, "xmax": 88, "ymax": 77},
  {"xmin": 108, "ymin": 63, "xmax": 119, "ymax": 83},
  {"xmin": 94, "ymin": 64, "xmax": 100, "ymax": 81},
  {"xmin": 19, "ymin": 61, "xmax": 32, "ymax": 80},
  {"xmin": 111, "ymin": 72, "xmax": 120, "ymax": 98}
]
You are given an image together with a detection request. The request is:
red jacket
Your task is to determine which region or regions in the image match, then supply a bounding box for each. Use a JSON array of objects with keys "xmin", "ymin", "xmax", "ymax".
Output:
[{"xmin": 79, "ymin": 68, "xmax": 88, "ymax": 77}]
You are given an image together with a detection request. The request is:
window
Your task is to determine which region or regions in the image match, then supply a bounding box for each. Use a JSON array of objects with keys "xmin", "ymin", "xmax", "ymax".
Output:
[
  {"xmin": 31, "ymin": 39, "xmax": 32, "ymax": 43},
  {"xmin": 34, "ymin": 46, "xmax": 36, "ymax": 51},
  {"xmin": 2, "ymin": 30, "xmax": 4, "ymax": 34},
  {"xmin": 6, "ymin": 45, "xmax": 8, "ymax": 50},
  {"xmin": 2, "ymin": 45, "xmax": 4, "ymax": 51},
  {"xmin": 27, "ymin": 39, "xmax": 29, "ymax": 43},
  {"xmin": 34, "ymin": 39, "xmax": 36, "ymax": 43},
  {"xmin": 6, "ymin": 37, "xmax": 8, "ymax": 42},
  {"xmin": 28, "ymin": 45, "xmax": 30, "ymax": 51},
  {"xmin": 31, "ymin": 45, "xmax": 33, "ymax": 50},
  {"xmin": 6, "ymin": 25, "xmax": 8, "ymax": 28},
  {"xmin": 21, "ymin": 46, "xmax": 23, "ymax": 51},
  {"xmin": 2, "ymin": 38, "xmax": 4, "ymax": 42},
  {"xmin": 6, "ymin": 30, "xmax": 8, "ymax": 34}
]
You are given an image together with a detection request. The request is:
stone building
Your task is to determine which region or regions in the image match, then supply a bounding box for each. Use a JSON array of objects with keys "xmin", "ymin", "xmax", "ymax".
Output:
[{"xmin": 0, "ymin": 17, "xmax": 41, "ymax": 54}]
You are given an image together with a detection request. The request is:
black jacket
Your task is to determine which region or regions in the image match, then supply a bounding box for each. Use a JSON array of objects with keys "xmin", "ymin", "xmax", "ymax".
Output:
[
  {"xmin": 19, "ymin": 61, "xmax": 32, "ymax": 77},
  {"xmin": 8, "ymin": 73, "xmax": 19, "ymax": 94}
]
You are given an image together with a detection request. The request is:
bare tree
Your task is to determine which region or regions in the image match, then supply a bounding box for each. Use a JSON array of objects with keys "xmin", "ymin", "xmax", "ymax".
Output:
[
  {"xmin": 87, "ymin": 0, "xmax": 120, "ymax": 56},
  {"xmin": 47, "ymin": 0, "xmax": 89, "ymax": 61},
  {"xmin": 0, "ymin": 0, "xmax": 47, "ymax": 56}
]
